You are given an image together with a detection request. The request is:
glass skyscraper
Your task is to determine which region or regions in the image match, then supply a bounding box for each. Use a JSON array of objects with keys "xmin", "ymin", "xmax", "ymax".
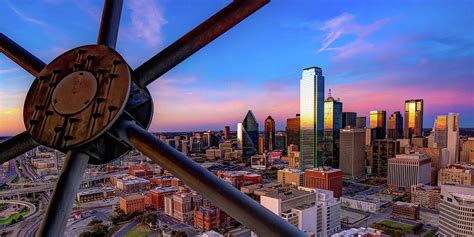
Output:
[
  {"xmin": 239, "ymin": 110, "xmax": 259, "ymax": 158},
  {"xmin": 388, "ymin": 111, "xmax": 403, "ymax": 139},
  {"xmin": 300, "ymin": 67, "xmax": 325, "ymax": 170},
  {"xmin": 404, "ymin": 99, "xmax": 423, "ymax": 139},
  {"xmin": 370, "ymin": 110, "xmax": 387, "ymax": 140},
  {"xmin": 324, "ymin": 96, "xmax": 343, "ymax": 168},
  {"xmin": 342, "ymin": 112, "xmax": 357, "ymax": 128}
]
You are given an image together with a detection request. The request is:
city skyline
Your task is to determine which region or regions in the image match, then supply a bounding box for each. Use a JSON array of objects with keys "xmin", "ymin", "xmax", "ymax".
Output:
[{"xmin": 1, "ymin": 0, "xmax": 473, "ymax": 135}]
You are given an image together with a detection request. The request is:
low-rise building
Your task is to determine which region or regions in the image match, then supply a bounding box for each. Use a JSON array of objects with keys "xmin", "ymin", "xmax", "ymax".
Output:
[
  {"xmin": 438, "ymin": 163, "xmax": 474, "ymax": 186},
  {"xmin": 410, "ymin": 184, "xmax": 441, "ymax": 209},
  {"xmin": 392, "ymin": 201, "xmax": 420, "ymax": 220},
  {"xmin": 115, "ymin": 174, "xmax": 151, "ymax": 193},
  {"xmin": 277, "ymin": 168, "xmax": 304, "ymax": 187},
  {"xmin": 149, "ymin": 186, "xmax": 178, "ymax": 209},
  {"xmin": 119, "ymin": 195, "xmax": 146, "ymax": 214},
  {"xmin": 194, "ymin": 205, "xmax": 222, "ymax": 231},
  {"xmin": 304, "ymin": 167, "xmax": 343, "ymax": 198},
  {"xmin": 331, "ymin": 227, "xmax": 382, "ymax": 237},
  {"xmin": 76, "ymin": 187, "xmax": 115, "ymax": 203},
  {"xmin": 340, "ymin": 196, "xmax": 388, "ymax": 213}
]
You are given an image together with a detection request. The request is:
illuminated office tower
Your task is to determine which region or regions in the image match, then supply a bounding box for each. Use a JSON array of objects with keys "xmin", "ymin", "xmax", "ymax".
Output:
[
  {"xmin": 404, "ymin": 99, "xmax": 423, "ymax": 139},
  {"xmin": 370, "ymin": 110, "xmax": 386, "ymax": 140},
  {"xmin": 238, "ymin": 110, "xmax": 259, "ymax": 158},
  {"xmin": 286, "ymin": 114, "xmax": 300, "ymax": 148},
  {"xmin": 264, "ymin": 116, "xmax": 276, "ymax": 151},
  {"xmin": 324, "ymin": 95, "xmax": 343, "ymax": 167},
  {"xmin": 433, "ymin": 115, "xmax": 448, "ymax": 148},
  {"xmin": 300, "ymin": 67, "xmax": 325, "ymax": 170},
  {"xmin": 356, "ymin": 116, "xmax": 367, "ymax": 128},
  {"xmin": 388, "ymin": 111, "xmax": 403, "ymax": 139},
  {"xmin": 342, "ymin": 112, "xmax": 357, "ymax": 128},
  {"xmin": 446, "ymin": 113, "xmax": 459, "ymax": 164}
]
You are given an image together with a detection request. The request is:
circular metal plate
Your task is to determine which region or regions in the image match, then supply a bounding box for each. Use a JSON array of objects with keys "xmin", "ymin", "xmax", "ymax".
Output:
[{"xmin": 23, "ymin": 45, "xmax": 131, "ymax": 149}]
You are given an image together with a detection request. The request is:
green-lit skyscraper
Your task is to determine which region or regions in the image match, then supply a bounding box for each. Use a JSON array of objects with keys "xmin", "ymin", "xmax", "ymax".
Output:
[{"xmin": 300, "ymin": 67, "xmax": 325, "ymax": 170}]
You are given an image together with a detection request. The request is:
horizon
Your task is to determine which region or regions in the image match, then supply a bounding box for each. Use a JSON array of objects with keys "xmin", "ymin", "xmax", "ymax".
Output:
[{"xmin": 1, "ymin": 0, "xmax": 473, "ymax": 135}]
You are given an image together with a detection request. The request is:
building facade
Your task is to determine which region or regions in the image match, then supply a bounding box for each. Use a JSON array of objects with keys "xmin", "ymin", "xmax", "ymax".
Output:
[
  {"xmin": 304, "ymin": 167, "xmax": 343, "ymax": 198},
  {"xmin": 356, "ymin": 117, "xmax": 366, "ymax": 128},
  {"xmin": 264, "ymin": 116, "xmax": 275, "ymax": 152},
  {"xmin": 339, "ymin": 128, "xmax": 366, "ymax": 178},
  {"xmin": 388, "ymin": 111, "xmax": 403, "ymax": 139},
  {"xmin": 410, "ymin": 184, "xmax": 440, "ymax": 209},
  {"xmin": 369, "ymin": 139, "xmax": 400, "ymax": 178},
  {"xmin": 238, "ymin": 110, "xmax": 259, "ymax": 158},
  {"xmin": 277, "ymin": 168, "xmax": 305, "ymax": 187},
  {"xmin": 439, "ymin": 184, "xmax": 474, "ymax": 237},
  {"xmin": 404, "ymin": 99, "xmax": 423, "ymax": 139},
  {"xmin": 342, "ymin": 112, "xmax": 357, "ymax": 128},
  {"xmin": 370, "ymin": 110, "xmax": 386, "ymax": 140},
  {"xmin": 392, "ymin": 201, "xmax": 420, "ymax": 220},
  {"xmin": 324, "ymin": 96, "xmax": 343, "ymax": 168},
  {"xmin": 286, "ymin": 114, "xmax": 300, "ymax": 148},
  {"xmin": 387, "ymin": 154, "xmax": 431, "ymax": 191},
  {"xmin": 300, "ymin": 67, "xmax": 325, "ymax": 170},
  {"xmin": 119, "ymin": 195, "xmax": 146, "ymax": 214},
  {"xmin": 438, "ymin": 164, "xmax": 474, "ymax": 186}
]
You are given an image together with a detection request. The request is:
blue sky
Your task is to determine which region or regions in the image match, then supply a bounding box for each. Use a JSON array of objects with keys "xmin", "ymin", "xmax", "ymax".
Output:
[{"xmin": 0, "ymin": 0, "xmax": 473, "ymax": 135}]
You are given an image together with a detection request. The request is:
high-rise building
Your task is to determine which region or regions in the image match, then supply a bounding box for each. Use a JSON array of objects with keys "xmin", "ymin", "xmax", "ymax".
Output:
[
  {"xmin": 324, "ymin": 95, "xmax": 343, "ymax": 167},
  {"xmin": 446, "ymin": 112, "xmax": 459, "ymax": 165},
  {"xmin": 387, "ymin": 153, "xmax": 431, "ymax": 191},
  {"xmin": 286, "ymin": 114, "xmax": 300, "ymax": 148},
  {"xmin": 264, "ymin": 116, "xmax": 275, "ymax": 152},
  {"xmin": 404, "ymin": 99, "xmax": 423, "ymax": 139},
  {"xmin": 238, "ymin": 110, "xmax": 259, "ymax": 158},
  {"xmin": 300, "ymin": 67, "xmax": 325, "ymax": 170},
  {"xmin": 356, "ymin": 116, "xmax": 367, "ymax": 128},
  {"xmin": 388, "ymin": 111, "xmax": 403, "ymax": 139},
  {"xmin": 340, "ymin": 128, "xmax": 366, "ymax": 178},
  {"xmin": 223, "ymin": 126, "xmax": 230, "ymax": 139},
  {"xmin": 304, "ymin": 167, "xmax": 343, "ymax": 197},
  {"xmin": 258, "ymin": 136, "xmax": 264, "ymax": 154},
  {"xmin": 370, "ymin": 110, "xmax": 386, "ymax": 140},
  {"xmin": 342, "ymin": 112, "xmax": 357, "ymax": 128},
  {"xmin": 460, "ymin": 137, "xmax": 474, "ymax": 163},
  {"xmin": 369, "ymin": 139, "xmax": 400, "ymax": 178},
  {"xmin": 433, "ymin": 115, "xmax": 448, "ymax": 148},
  {"xmin": 439, "ymin": 184, "xmax": 474, "ymax": 237}
]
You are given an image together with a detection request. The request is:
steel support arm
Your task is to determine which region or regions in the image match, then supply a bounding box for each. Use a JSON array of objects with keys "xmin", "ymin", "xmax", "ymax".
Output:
[
  {"xmin": 0, "ymin": 33, "xmax": 46, "ymax": 77},
  {"xmin": 97, "ymin": 0, "xmax": 123, "ymax": 49},
  {"xmin": 116, "ymin": 120, "xmax": 305, "ymax": 237},
  {"xmin": 37, "ymin": 150, "xmax": 89, "ymax": 237},
  {"xmin": 134, "ymin": 0, "xmax": 269, "ymax": 87},
  {"xmin": 0, "ymin": 132, "xmax": 39, "ymax": 164}
]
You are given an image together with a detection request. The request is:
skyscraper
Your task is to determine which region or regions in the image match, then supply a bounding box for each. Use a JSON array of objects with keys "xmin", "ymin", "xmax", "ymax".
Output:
[
  {"xmin": 237, "ymin": 110, "xmax": 259, "ymax": 158},
  {"xmin": 433, "ymin": 115, "xmax": 448, "ymax": 148},
  {"xmin": 356, "ymin": 116, "xmax": 367, "ymax": 128},
  {"xmin": 340, "ymin": 128, "xmax": 366, "ymax": 178},
  {"xmin": 223, "ymin": 126, "xmax": 230, "ymax": 139},
  {"xmin": 342, "ymin": 112, "xmax": 357, "ymax": 128},
  {"xmin": 404, "ymin": 99, "xmax": 423, "ymax": 139},
  {"xmin": 446, "ymin": 112, "xmax": 459, "ymax": 164},
  {"xmin": 324, "ymin": 95, "xmax": 343, "ymax": 168},
  {"xmin": 300, "ymin": 67, "xmax": 325, "ymax": 170},
  {"xmin": 370, "ymin": 110, "xmax": 386, "ymax": 140},
  {"xmin": 264, "ymin": 116, "xmax": 275, "ymax": 151},
  {"xmin": 286, "ymin": 114, "xmax": 300, "ymax": 148},
  {"xmin": 388, "ymin": 111, "xmax": 403, "ymax": 139}
]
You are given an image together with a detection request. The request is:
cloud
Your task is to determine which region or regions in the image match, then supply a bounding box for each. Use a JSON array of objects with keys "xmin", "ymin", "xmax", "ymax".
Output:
[
  {"xmin": 6, "ymin": 1, "xmax": 46, "ymax": 26},
  {"xmin": 126, "ymin": 0, "xmax": 167, "ymax": 47},
  {"xmin": 0, "ymin": 68, "xmax": 20, "ymax": 74},
  {"xmin": 317, "ymin": 13, "xmax": 391, "ymax": 57}
]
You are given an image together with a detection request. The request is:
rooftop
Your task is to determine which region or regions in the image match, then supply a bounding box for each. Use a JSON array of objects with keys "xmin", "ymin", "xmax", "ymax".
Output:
[{"xmin": 305, "ymin": 166, "xmax": 341, "ymax": 173}]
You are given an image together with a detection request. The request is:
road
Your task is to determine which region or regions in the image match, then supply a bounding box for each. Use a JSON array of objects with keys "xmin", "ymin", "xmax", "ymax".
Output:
[{"xmin": 112, "ymin": 220, "xmax": 139, "ymax": 237}]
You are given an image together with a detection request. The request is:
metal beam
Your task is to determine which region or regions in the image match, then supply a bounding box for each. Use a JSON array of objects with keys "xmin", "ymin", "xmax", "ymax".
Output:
[
  {"xmin": 116, "ymin": 120, "xmax": 305, "ymax": 237},
  {"xmin": 37, "ymin": 150, "xmax": 89, "ymax": 237},
  {"xmin": 0, "ymin": 132, "xmax": 38, "ymax": 164},
  {"xmin": 134, "ymin": 0, "xmax": 269, "ymax": 87},
  {"xmin": 97, "ymin": 0, "xmax": 123, "ymax": 49},
  {"xmin": 0, "ymin": 33, "xmax": 46, "ymax": 77}
]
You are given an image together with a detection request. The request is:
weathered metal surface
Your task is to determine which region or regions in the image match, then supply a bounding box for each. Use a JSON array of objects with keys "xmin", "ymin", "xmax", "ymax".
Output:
[
  {"xmin": 23, "ymin": 45, "xmax": 131, "ymax": 149},
  {"xmin": 37, "ymin": 150, "xmax": 89, "ymax": 237},
  {"xmin": 0, "ymin": 33, "xmax": 46, "ymax": 77},
  {"xmin": 0, "ymin": 132, "xmax": 38, "ymax": 164},
  {"xmin": 115, "ymin": 120, "xmax": 306, "ymax": 237},
  {"xmin": 97, "ymin": 0, "xmax": 123, "ymax": 49},
  {"xmin": 134, "ymin": 0, "xmax": 269, "ymax": 87}
]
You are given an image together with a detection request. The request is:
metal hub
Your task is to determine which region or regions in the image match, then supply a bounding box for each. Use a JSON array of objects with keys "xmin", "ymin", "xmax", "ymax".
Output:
[
  {"xmin": 23, "ymin": 45, "xmax": 131, "ymax": 149},
  {"xmin": 51, "ymin": 71, "xmax": 97, "ymax": 115}
]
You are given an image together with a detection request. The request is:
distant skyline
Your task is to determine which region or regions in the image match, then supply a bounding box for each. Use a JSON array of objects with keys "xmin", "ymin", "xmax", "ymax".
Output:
[{"xmin": 0, "ymin": 0, "xmax": 473, "ymax": 135}]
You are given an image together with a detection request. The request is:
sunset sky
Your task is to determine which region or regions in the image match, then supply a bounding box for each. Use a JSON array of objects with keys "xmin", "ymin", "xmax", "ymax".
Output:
[{"xmin": 1, "ymin": 0, "xmax": 473, "ymax": 135}]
